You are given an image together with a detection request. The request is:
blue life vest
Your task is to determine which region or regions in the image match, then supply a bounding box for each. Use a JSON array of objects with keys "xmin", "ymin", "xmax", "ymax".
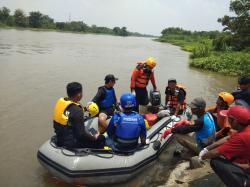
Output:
[
  {"xmin": 114, "ymin": 112, "xmax": 144, "ymax": 141},
  {"xmin": 196, "ymin": 112, "xmax": 216, "ymax": 148},
  {"xmin": 99, "ymin": 87, "xmax": 116, "ymax": 110}
]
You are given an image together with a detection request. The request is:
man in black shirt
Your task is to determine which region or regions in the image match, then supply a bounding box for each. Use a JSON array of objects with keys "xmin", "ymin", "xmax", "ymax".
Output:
[
  {"xmin": 53, "ymin": 82, "xmax": 105, "ymax": 148},
  {"xmin": 92, "ymin": 74, "xmax": 118, "ymax": 133},
  {"xmin": 232, "ymin": 76, "xmax": 250, "ymax": 109}
]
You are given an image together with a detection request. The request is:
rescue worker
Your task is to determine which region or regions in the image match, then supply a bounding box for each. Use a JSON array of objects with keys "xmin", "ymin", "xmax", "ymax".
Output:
[
  {"xmin": 165, "ymin": 78, "xmax": 186, "ymax": 115},
  {"xmin": 199, "ymin": 105, "xmax": 250, "ymax": 187},
  {"xmin": 53, "ymin": 82, "xmax": 105, "ymax": 148},
  {"xmin": 161, "ymin": 97, "xmax": 216, "ymax": 154},
  {"xmin": 106, "ymin": 93, "xmax": 147, "ymax": 152},
  {"xmin": 92, "ymin": 74, "xmax": 118, "ymax": 133},
  {"xmin": 130, "ymin": 57, "xmax": 157, "ymax": 113},
  {"xmin": 206, "ymin": 92, "xmax": 234, "ymax": 139},
  {"xmin": 232, "ymin": 76, "xmax": 250, "ymax": 109}
]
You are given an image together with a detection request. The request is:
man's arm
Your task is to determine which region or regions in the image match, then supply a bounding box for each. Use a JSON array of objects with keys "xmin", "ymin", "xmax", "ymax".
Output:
[
  {"xmin": 69, "ymin": 106, "xmax": 96, "ymax": 141},
  {"xmin": 174, "ymin": 89, "xmax": 186, "ymax": 115},
  {"xmin": 92, "ymin": 87, "xmax": 105, "ymax": 105},
  {"xmin": 107, "ymin": 116, "xmax": 116, "ymax": 137},
  {"xmin": 171, "ymin": 118, "xmax": 204, "ymax": 134},
  {"xmin": 130, "ymin": 69, "xmax": 138, "ymax": 90},
  {"xmin": 150, "ymin": 71, "xmax": 157, "ymax": 90},
  {"xmin": 140, "ymin": 117, "xmax": 147, "ymax": 144},
  {"xmin": 202, "ymin": 135, "xmax": 234, "ymax": 160}
]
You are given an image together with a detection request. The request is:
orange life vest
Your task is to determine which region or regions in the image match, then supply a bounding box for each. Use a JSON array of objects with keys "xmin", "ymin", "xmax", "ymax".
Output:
[
  {"xmin": 168, "ymin": 85, "xmax": 187, "ymax": 110},
  {"xmin": 134, "ymin": 62, "xmax": 152, "ymax": 88}
]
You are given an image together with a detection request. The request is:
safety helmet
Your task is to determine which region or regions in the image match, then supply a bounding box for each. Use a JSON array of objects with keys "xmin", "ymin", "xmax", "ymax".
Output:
[
  {"xmin": 88, "ymin": 102, "xmax": 99, "ymax": 117},
  {"xmin": 120, "ymin": 93, "xmax": 136, "ymax": 109},
  {"xmin": 218, "ymin": 92, "xmax": 234, "ymax": 105},
  {"xmin": 146, "ymin": 57, "xmax": 156, "ymax": 69}
]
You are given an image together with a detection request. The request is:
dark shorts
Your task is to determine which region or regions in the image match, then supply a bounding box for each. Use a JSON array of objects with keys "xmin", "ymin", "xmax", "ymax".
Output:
[
  {"xmin": 100, "ymin": 107, "xmax": 115, "ymax": 116},
  {"xmin": 135, "ymin": 87, "xmax": 149, "ymax": 105}
]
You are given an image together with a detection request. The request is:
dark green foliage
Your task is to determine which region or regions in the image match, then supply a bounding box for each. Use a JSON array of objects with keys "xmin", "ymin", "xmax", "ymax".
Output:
[
  {"xmin": 29, "ymin": 11, "xmax": 43, "ymax": 28},
  {"xmin": 0, "ymin": 6, "xmax": 150, "ymax": 37},
  {"xmin": 216, "ymin": 0, "xmax": 250, "ymax": 50},
  {"xmin": 14, "ymin": 9, "xmax": 28, "ymax": 27}
]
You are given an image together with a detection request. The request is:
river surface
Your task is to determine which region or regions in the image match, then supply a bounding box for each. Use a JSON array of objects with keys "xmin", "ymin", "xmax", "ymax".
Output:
[{"xmin": 0, "ymin": 29, "xmax": 237, "ymax": 187}]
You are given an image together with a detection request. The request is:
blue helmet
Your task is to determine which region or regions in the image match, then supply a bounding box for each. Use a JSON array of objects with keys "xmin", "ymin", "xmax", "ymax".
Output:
[{"xmin": 120, "ymin": 93, "xmax": 136, "ymax": 109}]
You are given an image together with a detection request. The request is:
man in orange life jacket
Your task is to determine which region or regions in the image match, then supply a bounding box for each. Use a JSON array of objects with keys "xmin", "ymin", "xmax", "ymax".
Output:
[
  {"xmin": 130, "ymin": 57, "xmax": 157, "ymax": 112},
  {"xmin": 165, "ymin": 78, "xmax": 186, "ymax": 115}
]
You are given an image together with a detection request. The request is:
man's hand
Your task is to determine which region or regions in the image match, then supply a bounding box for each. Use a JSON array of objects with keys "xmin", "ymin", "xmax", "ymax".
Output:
[
  {"xmin": 131, "ymin": 89, "xmax": 136, "ymax": 96},
  {"xmin": 94, "ymin": 131, "xmax": 100, "ymax": 140},
  {"xmin": 198, "ymin": 148, "xmax": 209, "ymax": 161}
]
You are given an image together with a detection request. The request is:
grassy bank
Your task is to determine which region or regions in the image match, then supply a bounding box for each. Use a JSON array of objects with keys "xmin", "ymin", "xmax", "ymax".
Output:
[{"xmin": 157, "ymin": 35, "xmax": 250, "ymax": 76}]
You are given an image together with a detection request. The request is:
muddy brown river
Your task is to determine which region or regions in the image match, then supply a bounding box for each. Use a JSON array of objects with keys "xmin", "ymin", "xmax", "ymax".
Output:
[{"xmin": 0, "ymin": 29, "xmax": 236, "ymax": 187}]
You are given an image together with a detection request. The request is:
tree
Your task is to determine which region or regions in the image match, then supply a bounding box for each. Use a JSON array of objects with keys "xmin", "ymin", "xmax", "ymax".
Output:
[
  {"xmin": 29, "ymin": 11, "xmax": 43, "ymax": 28},
  {"xmin": 14, "ymin": 9, "xmax": 28, "ymax": 27},
  {"xmin": 0, "ymin": 7, "xmax": 10, "ymax": 23},
  {"xmin": 217, "ymin": 0, "xmax": 250, "ymax": 50},
  {"xmin": 41, "ymin": 15, "xmax": 55, "ymax": 29}
]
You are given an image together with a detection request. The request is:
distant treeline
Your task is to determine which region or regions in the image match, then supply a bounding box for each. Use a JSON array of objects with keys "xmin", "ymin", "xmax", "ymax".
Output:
[{"xmin": 0, "ymin": 6, "xmax": 153, "ymax": 37}]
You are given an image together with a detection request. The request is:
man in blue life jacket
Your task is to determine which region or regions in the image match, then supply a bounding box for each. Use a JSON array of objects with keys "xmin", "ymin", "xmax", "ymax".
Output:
[
  {"xmin": 92, "ymin": 74, "xmax": 118, "ymax": 133},
  {"xmin": 53, "ymin": 82, "xmax": 105, "ymax": 149},
  {"xmin": 170, "ymin": 97, "xmax": 216, "ymax": 155},
  {"xmin": 106, "ymin": 93, "xmax": 147, "ymax": 152}
]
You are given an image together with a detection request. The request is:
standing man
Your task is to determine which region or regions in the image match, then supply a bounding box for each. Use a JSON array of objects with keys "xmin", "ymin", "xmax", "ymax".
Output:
[
  {"xmin": 165, "ymin": 78, "xmax": 187, "ymax": 115},
  {"xmin": 53, "ymin": 82, "xmax": 105, "ymax": 148},
  {"xmin": 92, "ymin": 74, "xmax": 118, "ymax": 133},
  {"xmin": 200, "ymin": 105, "xmax": 250, "ymax": 187},
  {"xmin": 106, "ymin": 93, "xmax": 146, "ymax": 152},
  {"xmin": 232, "ymin": 76, "xmax": 250, "ymax": 109},
  {"xmin": 130, "ymin": 57, "xmax": 157, "ymax": 112}
]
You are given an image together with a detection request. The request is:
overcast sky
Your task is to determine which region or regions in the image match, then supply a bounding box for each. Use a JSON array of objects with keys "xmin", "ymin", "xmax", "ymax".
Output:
[{"xmin": 0, "ymin": 0, "xmax": 232, "ymax": 35}]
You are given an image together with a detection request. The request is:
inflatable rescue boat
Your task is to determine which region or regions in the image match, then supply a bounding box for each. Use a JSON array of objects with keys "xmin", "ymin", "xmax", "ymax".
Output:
[{"xmin": 37, "ymin": 115, "xmax": 180, "ymax": 185}]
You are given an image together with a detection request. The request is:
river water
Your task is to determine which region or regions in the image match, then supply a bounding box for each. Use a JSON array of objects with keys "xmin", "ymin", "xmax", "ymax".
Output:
[{"xmin": 0, "ymin": 29, "xmax": 236, "ymax": 187}]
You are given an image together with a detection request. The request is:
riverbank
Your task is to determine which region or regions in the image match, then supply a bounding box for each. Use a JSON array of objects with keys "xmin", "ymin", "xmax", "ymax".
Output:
[
  {"xmin": 159, "ymin": 159, "xmax": 225, "ymax": 187},
  {"xmin": 157, "ymin": 36, "xmax": 250, "ymax": 76}
]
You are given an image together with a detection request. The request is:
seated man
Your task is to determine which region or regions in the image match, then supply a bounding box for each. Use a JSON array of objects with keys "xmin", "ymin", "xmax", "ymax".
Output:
[
  {"xmin": 232, "ymin": 76, "xmax": 250, "ymax": 109},
  {"xmin": 92, "ymin": 74, "xmax": 118, "ymax": 133},
  {"xmin": 106, "ymin": 93, "xmax": 146, "ymax": 152},
  {"xmin": 165, "ymin": 78, "xmax": 187, "ymax": 115},
  {"xmin": 53, "ymin": 82, "xmax": 105, "ymax": 149},
  {"xmin": 200, "ymin": 105, "xmax": 250, "ymax": 187},
  {"xmin": 161, "ymin": 97, "xmax": 216, "ymax": 155},
  {"xmin": 206, "ymin": 92, "xmax": 234, "ymax": 139}
]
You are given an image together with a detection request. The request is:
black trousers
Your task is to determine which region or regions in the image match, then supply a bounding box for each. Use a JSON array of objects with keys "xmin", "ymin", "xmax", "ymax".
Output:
[
  {"xmin": 135, "ymin": 87, "xmax": 149, "ymax": 112},
  {"xmin": 210, "ymin": 157, "xmax": 250, "ymax": 187}
]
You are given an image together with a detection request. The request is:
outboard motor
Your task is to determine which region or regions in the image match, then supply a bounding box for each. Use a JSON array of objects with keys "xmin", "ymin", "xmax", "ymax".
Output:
[{"xmin": 150, "ymin": 90, "xmax": 161, "ymax": 107}]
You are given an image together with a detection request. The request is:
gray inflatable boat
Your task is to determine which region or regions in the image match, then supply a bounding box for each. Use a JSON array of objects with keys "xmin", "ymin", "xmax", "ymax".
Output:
[{"xmin": 37, "ymin": 116, "xmax": 178, "ymax": 185}]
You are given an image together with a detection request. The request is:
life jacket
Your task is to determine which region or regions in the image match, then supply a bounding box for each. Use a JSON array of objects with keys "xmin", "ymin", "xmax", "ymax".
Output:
[
  {"xmin": 99, "ymin": 87, "xmax": 116, "ymax": 110},
  {"xmin": 134, "ymin": 62, "xmax": 152, "ymax": 88},
  {"xmin": 114, "ymin": 112, "xmax": 144, "ymax": 144},
  {"xmin": 167, "ymin": 84, "xmax": 187, "ymax": 110},
  {"xmin": 195, "ymin": 112, "xmax": 216, "ymax": 148},
  {"xmin": 53, "ymin": 97, "xmax": 81, "ymax": 126}
]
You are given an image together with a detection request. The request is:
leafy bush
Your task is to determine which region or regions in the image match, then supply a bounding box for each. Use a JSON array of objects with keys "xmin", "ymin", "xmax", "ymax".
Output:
[{"xmin": 190, "ymin": 52, "xmax": 250, "ymax": 76}]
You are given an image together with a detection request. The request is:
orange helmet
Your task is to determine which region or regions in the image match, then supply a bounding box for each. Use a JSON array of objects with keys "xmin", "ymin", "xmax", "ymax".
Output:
[
  {"xmin": 218, "ymin": 92, "xmax": 234, "ymax": 105},
  {"xmin": 146, "ymin": 57, "xmax": 156, "ymax": 69}
]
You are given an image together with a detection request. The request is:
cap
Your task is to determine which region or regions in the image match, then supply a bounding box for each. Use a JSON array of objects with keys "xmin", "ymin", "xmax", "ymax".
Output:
[
  {"xmin": 189, "ymin": 97, "xmax": 206, "ymax": 109},
  {"xmin": 220, "ymin": 105, "xmax": 250, "ymax": 126},
  {"xmin": 104, "ymin": 74, "xmax": 118, "ymax": 82},
  {"xmin": 168, "ymin": 78, "xmax": 177, "ymax": 84}
]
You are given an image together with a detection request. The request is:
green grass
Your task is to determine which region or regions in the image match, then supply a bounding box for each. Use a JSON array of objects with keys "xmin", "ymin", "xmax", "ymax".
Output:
[{"xmin": 157, "ymin": 35, "xmax": 250, "ymax": 76}]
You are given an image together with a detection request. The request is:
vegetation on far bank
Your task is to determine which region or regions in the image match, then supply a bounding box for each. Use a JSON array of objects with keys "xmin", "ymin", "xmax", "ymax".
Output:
[
  {"xmin": 157, "ymin": 0, "xmax": 250, "ymax": 76},
  {"xmin": 0, "ymin": 6, "xmax": 154, "ymax": 37}
]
